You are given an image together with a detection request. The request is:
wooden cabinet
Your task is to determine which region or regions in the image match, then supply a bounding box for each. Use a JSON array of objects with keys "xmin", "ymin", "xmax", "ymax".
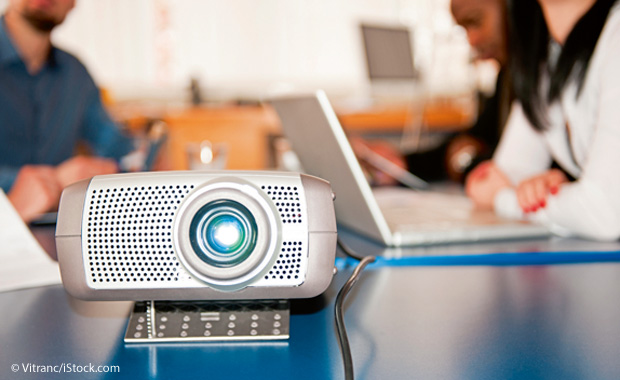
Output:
[
  {"xmin": 161, "ymin": 105, "xmax": 280, "ymax": 170},
  {"xmin": 114, "ymin": 103, "xmax": 281, "ymax": 171}
]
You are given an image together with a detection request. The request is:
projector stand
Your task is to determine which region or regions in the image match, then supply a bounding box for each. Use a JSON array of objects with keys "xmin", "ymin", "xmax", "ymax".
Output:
[{"xmin": 124, "ymin": 299, "xmax": 290, "ymax": 343}]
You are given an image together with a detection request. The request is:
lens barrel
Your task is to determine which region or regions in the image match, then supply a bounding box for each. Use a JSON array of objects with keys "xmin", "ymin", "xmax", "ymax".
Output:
[{"xmin": 189, "ymin": 200, "xmax": 258, "ymax": 268}]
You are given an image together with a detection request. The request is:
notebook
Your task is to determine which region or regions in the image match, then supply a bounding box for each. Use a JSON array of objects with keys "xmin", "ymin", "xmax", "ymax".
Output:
[{"xmin": 269, "ymin": 91, "xmax": 549, "ymax": 247}]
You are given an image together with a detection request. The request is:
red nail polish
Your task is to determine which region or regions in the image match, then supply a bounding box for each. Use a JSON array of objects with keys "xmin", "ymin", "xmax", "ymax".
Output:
[
  {"xmin": 550, "ymin": 186, "xmax": 558, "ymax": 195},
  {"xmin": 540, "ymin": 200, "xmax": 546, "ymax": 208}
]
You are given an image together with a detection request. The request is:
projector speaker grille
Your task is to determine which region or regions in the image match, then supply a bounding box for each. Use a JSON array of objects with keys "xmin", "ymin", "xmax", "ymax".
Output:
[
  {"xmin": 260, "ymin": 185, "xmax": 302, "ymax": 224},
  {"xmin": 86, "ymin": 185, "xmax": 195, "ymax": 284},
  {"xmin": 83, "ymin": 177, "xmax": 308, "ymax": 288}
]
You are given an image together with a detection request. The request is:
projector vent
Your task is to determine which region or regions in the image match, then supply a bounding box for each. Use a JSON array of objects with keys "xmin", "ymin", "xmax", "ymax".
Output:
[
  {"xmin": 84, "ymin": 177, "xmax": 308, "ymax": 289},
  {"xmin": 265, "ymin": 241, "xmax": 303, "ymax": 281},
  {"xmin": 85, "ymin": 185, "xmax": 194, "ymax": 283},
  {"xmin": 260, "ymin": 185, "xmax": 302, "ymax": 224}
]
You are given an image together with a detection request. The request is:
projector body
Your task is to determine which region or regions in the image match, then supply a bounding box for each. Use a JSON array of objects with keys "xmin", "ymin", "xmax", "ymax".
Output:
[{"xmin": 56, "ymin": 171, "xmax": 337, "ymax": 301}]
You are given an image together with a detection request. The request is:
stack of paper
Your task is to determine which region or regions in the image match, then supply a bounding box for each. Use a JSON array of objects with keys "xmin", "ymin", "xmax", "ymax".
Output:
[{"xmin": 0, "ymin": 191, "xmax": 61, "ymax": 293}]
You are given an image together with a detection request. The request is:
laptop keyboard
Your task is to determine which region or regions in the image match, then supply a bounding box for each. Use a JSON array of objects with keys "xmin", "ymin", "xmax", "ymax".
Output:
[{"xmin": 373, "ymin": 187, "xmax": 502, "ymax": 229}]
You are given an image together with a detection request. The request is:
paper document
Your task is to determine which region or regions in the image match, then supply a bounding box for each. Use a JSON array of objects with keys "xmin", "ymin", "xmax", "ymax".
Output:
[{"xmin": 0, "ymin": 190, "xmax": 61, "ymax": 293}]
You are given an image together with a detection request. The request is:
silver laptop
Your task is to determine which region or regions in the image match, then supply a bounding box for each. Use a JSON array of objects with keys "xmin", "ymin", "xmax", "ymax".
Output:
[{"xmin": 269, "ymin": 91, "xmax": 549, "ymax": 246}]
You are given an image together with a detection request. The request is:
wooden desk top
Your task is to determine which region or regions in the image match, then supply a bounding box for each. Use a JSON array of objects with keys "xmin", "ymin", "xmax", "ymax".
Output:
[{"xmin": 336, "ymin": 99, "xmax": 475, "ymax": 133}]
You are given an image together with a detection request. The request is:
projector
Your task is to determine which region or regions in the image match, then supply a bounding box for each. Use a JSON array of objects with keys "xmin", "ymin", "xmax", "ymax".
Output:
[{"xmin": 56, "ymin": 171, "xmax": 337, "ymax": 301}]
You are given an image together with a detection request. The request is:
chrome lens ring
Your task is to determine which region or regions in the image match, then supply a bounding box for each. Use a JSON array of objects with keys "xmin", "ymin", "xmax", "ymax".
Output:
[{"xmin": 174, "ymin": 178, "xmax": 281, "ymax": 291}]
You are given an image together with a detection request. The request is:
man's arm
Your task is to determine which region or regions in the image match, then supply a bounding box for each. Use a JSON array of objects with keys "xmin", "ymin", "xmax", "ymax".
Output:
[
  {"xmin": 80, "ymin": 80, "xmax": 135, "ymax": 161},
  {"xmin": 0, "ymin": 166, "xmax": 20, "ymax": 193}
]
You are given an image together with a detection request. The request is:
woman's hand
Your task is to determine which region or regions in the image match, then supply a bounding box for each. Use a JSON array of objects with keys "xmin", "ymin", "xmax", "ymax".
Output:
[
  {"xmin": 465, "ymin": 161, "xmax": 512, "ymax": 209},
  {"xmin": 516, "ymin": 169, "xmax": 568, "ymax": 213}
]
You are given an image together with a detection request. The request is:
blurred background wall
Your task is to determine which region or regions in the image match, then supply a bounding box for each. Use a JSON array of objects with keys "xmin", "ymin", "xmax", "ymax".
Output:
[{"xmin": 0, "ymin": 0, "xmax": 497, "ymax": 102}]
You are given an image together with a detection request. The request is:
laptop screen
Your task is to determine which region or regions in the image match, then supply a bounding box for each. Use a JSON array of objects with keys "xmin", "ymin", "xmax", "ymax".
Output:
[
  {"xmin": 270, "ymin": 91, "xmax": 393, "ymax": 244},
  {"xmin": 361, "ymin": 24, "xmax": 416, "ymax": 81}
]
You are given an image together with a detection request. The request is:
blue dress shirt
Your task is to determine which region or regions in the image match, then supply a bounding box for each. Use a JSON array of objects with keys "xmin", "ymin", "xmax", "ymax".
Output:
[{"xmin": 0, "ymin": 16, "xmax": 134, "ymax": 192}]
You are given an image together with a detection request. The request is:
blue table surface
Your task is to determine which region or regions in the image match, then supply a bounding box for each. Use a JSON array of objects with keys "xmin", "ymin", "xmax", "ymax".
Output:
[{"xmin": 3, "ymin": 228, "xmax": 620, "ymax": 380}]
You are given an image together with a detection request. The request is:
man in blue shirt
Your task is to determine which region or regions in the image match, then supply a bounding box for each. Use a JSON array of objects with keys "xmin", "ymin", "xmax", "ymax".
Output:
[{"xmin": 1, "ymin": 0, "xmax": 135, "ymax": 221}]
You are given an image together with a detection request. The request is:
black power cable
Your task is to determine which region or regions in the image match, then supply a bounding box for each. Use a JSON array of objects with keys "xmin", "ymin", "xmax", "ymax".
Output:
[{"xmin": 334, "ymin": 239, "xmax": 376, "ymax": 380}]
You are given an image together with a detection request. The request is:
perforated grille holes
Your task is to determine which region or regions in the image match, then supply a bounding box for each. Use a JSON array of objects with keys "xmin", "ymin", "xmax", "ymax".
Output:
[
  {"xmin": 86, "ymin": 185, "xmax": 194, "ymax": 284},
  {"xmin": 266, "ymin": 241, "xmax": 303, "ymax": 280},
  {"xmin": 85, "ymin": 178, "xmax": 307, "ymax": 288},
  {"xmin": 260, "ymin": 185, "xmax": 302, "ymax": 224}
]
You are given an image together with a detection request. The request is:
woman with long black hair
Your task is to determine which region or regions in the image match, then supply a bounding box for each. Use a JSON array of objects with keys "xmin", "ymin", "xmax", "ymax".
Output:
[{"xmin": 465, "ymin": 0, "xmax": 620, "ymax": 240}]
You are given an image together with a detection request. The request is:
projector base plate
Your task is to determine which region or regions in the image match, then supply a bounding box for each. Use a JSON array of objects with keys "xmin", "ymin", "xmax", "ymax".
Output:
[{"xmin": 124, "ymin": 299, "xmax": 290, "ymax": 343}]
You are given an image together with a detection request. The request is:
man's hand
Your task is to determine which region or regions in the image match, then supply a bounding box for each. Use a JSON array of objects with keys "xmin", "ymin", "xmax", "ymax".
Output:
[
  {"xmin": 516, "ymin": 169, "xmax": 568, "ymax": 213},
  {"xmin": 8, "ymin": 165, "xmax": 62, "ymax": 223},
  {"xmin": 56, "ymin": 156, "xmax": 119, "ymax": 188},
  {"xmin": 465, "ymin": 161, "xmax": 512, "ymax": 209}
]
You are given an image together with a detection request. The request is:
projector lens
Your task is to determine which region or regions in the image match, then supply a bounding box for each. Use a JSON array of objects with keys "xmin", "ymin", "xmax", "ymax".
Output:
[{"xmin": 190, "ymin": 200, "xmax": 257, "ymax": 267}]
